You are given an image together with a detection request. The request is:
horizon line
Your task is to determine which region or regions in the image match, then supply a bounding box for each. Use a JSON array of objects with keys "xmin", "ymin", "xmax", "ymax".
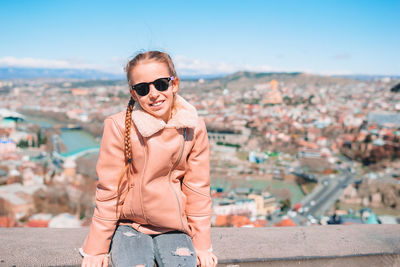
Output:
[{"xmin": 0, "ymin": 66, "xmax": 400, "ymax": 80}]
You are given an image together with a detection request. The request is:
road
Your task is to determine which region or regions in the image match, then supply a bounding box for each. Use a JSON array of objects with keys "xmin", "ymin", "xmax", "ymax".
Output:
[
  {"xmin": 307, "ymin": 173, "xmax": 352, "ymax": 217},
  {"xmin": 286, "ymin": 167, "xmax": 355, "ymax": 225}
]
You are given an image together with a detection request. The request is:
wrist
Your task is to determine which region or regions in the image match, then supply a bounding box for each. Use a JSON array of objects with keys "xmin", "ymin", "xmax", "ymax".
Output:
[
  {"xmin": 195, "ymin": 245, "xmax": 213, "ymax": 253},
  {"xmin": 79, "ymin": 248, "xmax": 109, "ymax": 258}
]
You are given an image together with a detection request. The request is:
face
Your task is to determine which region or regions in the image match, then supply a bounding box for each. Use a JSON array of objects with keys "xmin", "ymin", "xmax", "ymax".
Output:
[{"xmin": 129, "ymin": 61, "xmax": 179, "ymax": 123}]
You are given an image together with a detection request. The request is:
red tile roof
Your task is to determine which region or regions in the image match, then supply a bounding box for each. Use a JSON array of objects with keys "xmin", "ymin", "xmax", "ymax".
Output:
[
  {"xmin": 274, "ymin": 217, "xmax": 297, "ymax": 227},
  {"xmin": 0, "ymin": 216, "xmax": 17, "ymax": 227},
  {"xmin": 27, "ymin": 220, "xmax": 49, "ymax": 227}
]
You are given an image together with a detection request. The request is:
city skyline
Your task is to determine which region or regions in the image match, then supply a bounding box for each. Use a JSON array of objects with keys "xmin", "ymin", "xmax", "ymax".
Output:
[{"xmin": 1, "ymin": 0, "xmax": 399, "ymax": 76}]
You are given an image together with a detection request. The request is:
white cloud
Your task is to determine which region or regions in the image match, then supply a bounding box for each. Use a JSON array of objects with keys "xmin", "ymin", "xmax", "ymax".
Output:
[
  {"xmin": 173, "ymin": 55, "xmax": 277, "ymax": 76},
  {"xmin": 0, "ymin": 56, "xmax": 98, "ymax": 69}
]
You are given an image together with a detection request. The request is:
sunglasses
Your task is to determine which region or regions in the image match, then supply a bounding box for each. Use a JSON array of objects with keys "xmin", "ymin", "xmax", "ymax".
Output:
[{"xmin": 131, "ymin": 76, "xmax": 174, "ymax": 96}]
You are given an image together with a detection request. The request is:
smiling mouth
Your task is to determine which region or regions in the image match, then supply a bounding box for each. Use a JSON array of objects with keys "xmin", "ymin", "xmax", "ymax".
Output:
[{"xmin": 150, "ymin": 100, "xmax": 164, "ymax": 107}]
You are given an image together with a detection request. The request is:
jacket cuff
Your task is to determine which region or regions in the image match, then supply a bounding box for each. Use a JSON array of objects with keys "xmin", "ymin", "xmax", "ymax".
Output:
[
  {"xmin": 81, "ymin": 216, "xmax": 117, "ymax": 255},
  {"xmin": 188, "ymin": 215, "xmax": 211, "ymax": 250},
  {"xmin": 79, "ymin": 247, "xmax": 90, "ymax": 258}
]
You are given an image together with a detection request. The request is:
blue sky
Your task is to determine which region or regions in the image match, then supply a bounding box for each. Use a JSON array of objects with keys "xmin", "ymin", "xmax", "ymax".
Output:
[{"xmin": 0, "ymin": 0, "xmax": 399, "ymax": 76}]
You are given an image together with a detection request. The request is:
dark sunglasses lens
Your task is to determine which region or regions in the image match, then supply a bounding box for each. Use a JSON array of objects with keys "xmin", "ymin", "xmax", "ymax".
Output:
[
  {"xmin": 135, "ymin": 84, "xmax": 149, "ymax": 96},
  {"xmin": 132, "ymin": 78, "xmax": 170, "ymax": 96},
  {"xmin": 153, "ymin": 78, "xmax": 170, "ymax": 91}
]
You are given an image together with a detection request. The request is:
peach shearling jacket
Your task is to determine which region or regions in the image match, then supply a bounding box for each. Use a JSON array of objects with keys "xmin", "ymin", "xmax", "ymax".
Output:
[{"xmin": 82, "ymin": 95, "xmax": 212, "ymax": 256}]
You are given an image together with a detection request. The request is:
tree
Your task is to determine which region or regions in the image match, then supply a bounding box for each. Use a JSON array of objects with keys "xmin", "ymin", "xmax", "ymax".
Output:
[
  {"xmin": 17, "ymin": 139, "xmax": 29, "ymax": 148},
  {"xmin": 280, "ymin": 198, "xmax": 292, "ymax": 212}
]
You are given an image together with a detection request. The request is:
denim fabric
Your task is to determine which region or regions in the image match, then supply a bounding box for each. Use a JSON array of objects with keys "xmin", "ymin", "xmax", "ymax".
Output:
[{"xmin": 110, "ymin": 225, "xmax": 197, "ymax": 267}]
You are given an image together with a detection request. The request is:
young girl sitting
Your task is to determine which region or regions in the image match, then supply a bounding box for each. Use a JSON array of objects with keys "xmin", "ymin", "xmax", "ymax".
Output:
[{"xmin": 80, "ymin": 51, "xmax": 218, "ymax": 267}]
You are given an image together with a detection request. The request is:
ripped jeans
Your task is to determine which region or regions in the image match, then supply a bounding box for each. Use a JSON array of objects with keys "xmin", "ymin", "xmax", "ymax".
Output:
[{"xmin": 110, "ymin": 225, "xmax": 197, "ymax": 267}]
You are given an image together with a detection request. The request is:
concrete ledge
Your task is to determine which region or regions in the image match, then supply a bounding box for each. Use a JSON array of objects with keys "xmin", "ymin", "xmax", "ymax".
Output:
[{"xmin": 1, "ymin": 225, "xmax": 400, "ymax": 266}]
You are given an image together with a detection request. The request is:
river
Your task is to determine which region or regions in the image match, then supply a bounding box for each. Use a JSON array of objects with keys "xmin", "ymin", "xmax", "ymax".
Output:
[{"xmin": 22, "ymin": 114, "xmax": 99, "ymax": 155}]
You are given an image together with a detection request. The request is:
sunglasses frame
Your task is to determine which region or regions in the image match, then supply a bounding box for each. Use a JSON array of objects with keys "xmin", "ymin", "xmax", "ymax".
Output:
[{"xmin": 131, "ymin": 76, "xmax": 175, "ymax": 97}]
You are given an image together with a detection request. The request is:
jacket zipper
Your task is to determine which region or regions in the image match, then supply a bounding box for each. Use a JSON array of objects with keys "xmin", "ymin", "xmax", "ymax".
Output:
[{"xmin": 168, "ymin": 128, "xmax": 186, "ymax": 232}]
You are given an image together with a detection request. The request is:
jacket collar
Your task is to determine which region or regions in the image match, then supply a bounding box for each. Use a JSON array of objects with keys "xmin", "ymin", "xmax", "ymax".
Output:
[{"xmin": 132, "ymin": 94, "xmax": 198, "ymax": 137}]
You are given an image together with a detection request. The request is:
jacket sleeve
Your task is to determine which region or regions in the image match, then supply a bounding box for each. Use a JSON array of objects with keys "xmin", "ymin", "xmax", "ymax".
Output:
[
  {"xmin": 82, "ymin": 117, "xmax": 127, "ymax": 255},
  {"xmin": 182, "ymin": 117, "xmax": 212, "ymax": 251}
]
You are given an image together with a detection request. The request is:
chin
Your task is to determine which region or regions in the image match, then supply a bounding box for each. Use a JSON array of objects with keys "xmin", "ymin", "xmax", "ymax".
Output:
[{"xmin": 147, "ymin": 109, "xmax": 168, "ymax": 121}]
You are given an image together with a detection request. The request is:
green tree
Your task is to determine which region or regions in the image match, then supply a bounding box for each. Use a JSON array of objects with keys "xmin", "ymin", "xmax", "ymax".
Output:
[
  {"xmin": 280, "ymin": 198, "xmax": 291, "ymax": 212},
  {"xmin": 17, "ymin": 140, "xmax": 29, "ymax": 148}
]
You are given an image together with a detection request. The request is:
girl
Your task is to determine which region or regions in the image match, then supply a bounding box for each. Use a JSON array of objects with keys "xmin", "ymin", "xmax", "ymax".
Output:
[{"xmin": 80, "ymin": 51, "xmax": 218, "ymax": 267}]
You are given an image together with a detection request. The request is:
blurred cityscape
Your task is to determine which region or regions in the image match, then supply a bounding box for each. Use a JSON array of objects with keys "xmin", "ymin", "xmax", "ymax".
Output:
[{"xmin": 0, "ymin": 71, "xmax": 399, "ymax": 228}]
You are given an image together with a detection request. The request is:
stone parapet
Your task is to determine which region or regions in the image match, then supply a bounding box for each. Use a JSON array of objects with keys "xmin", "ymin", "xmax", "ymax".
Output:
[{"xmin": 0, "ymin": 224, "xmax": 399, "ymax": 266}]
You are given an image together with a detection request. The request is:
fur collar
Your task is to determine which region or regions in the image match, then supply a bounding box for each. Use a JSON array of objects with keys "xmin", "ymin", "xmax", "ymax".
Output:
[{"xmin": 132, "ymin": 94, "xmax": 198, "ymax": 137}]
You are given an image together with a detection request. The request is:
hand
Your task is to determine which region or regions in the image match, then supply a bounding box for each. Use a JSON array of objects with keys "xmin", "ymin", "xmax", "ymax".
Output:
[
  {"xmin": 196, "ymin": 249, "xmax": 218, "ymax": 267},
  {"xmin": 81, "ymin": 253, "xmax": 109, "ymax": 267}
]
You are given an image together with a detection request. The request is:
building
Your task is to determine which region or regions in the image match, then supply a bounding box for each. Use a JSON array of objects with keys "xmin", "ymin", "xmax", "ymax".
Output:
[
  {"xmin": 248, "ymin": 192, "xmax": 276, "ymax": 216},
  {"xmin": 0, "ymin": 183, "xmax": 45, "ymax": 220}
]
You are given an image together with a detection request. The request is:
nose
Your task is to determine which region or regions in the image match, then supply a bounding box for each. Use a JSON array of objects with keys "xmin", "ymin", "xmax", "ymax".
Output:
[{"xmin": 148, "ymin": 84, "xmax": 159, "ymax": 98}]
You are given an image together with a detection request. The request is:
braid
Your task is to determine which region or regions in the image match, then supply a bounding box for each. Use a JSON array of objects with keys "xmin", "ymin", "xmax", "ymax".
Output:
[
  {"xmin": 116, "ymin": 97, "xmax": 135, "ymax": 217},
  {"xmin": 124, "ymin": 97, "xmax": 134, "ymax": 164}
]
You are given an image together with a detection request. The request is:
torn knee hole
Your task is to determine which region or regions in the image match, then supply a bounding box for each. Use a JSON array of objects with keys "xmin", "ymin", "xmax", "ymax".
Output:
[
  {"xmin": 172, "ymin": 247, "xmax": 193, "ymax": 256},
  {"xmin": 134, "ymin": 265, "xmax": 145, "ymax": 267},
  {"xmin": 123, "ymin": 231, "xmax": 137, "ymax": 237}
]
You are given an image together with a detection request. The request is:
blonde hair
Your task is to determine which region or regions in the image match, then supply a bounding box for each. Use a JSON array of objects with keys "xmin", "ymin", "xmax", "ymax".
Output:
[
  {"xmin": 116, "ymin": 51, "xmax": 178, "ymax": 214},
  {"xmin": 125, "ymin": 50, "xmax": 177, "ymax": 85}
]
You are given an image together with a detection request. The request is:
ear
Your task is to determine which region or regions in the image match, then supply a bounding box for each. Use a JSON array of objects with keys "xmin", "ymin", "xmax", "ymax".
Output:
[{"xmin": 172, "ymin": 76, "xmax": 179, "ymax": 94}]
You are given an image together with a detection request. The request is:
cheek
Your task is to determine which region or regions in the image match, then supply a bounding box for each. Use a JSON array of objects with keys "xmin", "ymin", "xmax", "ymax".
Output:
[
  {"xmin": 138, "ymin": 98, "xmax": 148, "ymax": 108},
  {"xmin": 130, "ymin": 90, "xmax": 138, "ymax": 102},
  {"xmin": 165, "ymin": 92, "xmax": 175, "ymax": 104}
]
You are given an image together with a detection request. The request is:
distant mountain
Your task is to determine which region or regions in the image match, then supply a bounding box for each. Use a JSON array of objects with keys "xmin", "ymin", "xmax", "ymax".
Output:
[
  {"xmin": 2, "ymin": 67, "xmax": 398, "ymax": 83},
  {"xmin": 332, "ymin": 74, "xmax": 400, "ymax": 81},
  {"xmin": 0, "ymin": 67, "xmax": 225, "ymax": 81},
  {"xmin": 0, "ymin": 67, "xmax": 124, "ymax": 80},
  {"xmin": 220, "ymin": 71, "xmax": 303, "ymax": 82},
  {"xmin": 183, "ymin": 71, "xmax": 368, "ymax": 94},
  {"xmin": 180, "ymin": 74, "xmax": 226, "ymax": 80}
]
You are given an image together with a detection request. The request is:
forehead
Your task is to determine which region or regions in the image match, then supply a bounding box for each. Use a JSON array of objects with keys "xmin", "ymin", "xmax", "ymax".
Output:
[{"xmin": 129, "ymin": 61, "xmax": 170, "ymax": 84}]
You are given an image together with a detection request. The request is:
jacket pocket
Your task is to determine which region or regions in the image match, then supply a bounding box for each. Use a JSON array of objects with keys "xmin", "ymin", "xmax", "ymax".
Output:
[
  {"xmin": 95, "ymin": 183, "xmax": 119, "ymax": 202},
  {"xmin": 120, "ymin": 185, "xmax": 135, "ymax": 219}
]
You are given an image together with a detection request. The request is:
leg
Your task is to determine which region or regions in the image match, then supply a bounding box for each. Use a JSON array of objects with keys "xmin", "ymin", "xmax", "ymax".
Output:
[
  {"xmin": 110, "ymin": 225, "xmax": 155, "ymax": 267},
  {"xmin": 153, "ymin": 231, "xmax": 197, "ymax": 267}
]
